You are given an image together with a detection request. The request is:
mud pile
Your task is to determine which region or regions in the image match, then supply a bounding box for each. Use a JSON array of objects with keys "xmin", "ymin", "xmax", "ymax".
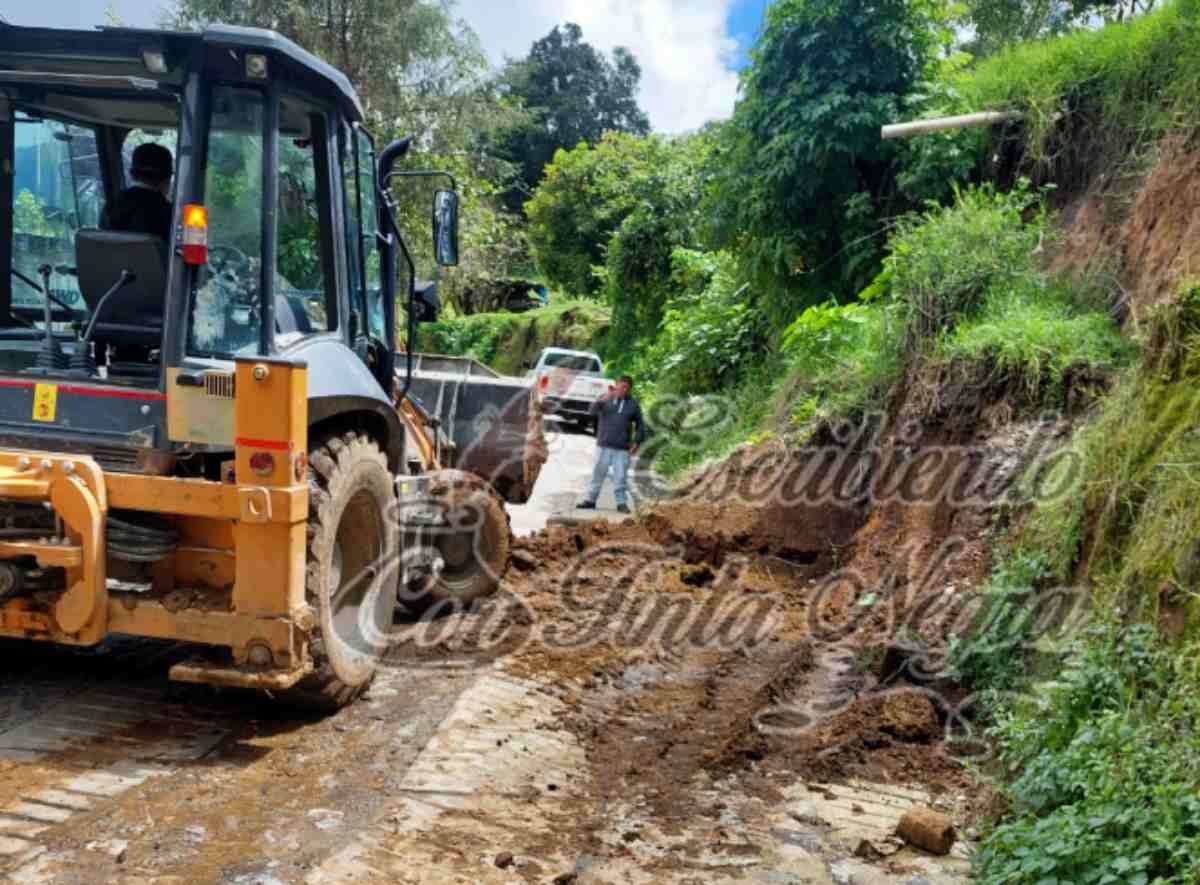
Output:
[{"xmin": 486, "ymin": 373, "xmax": 1077, "ymax": 844}]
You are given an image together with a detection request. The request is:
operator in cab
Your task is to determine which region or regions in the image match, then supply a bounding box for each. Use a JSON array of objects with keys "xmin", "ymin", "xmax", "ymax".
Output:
[{"xmin": 101, "ymin": 143, "xmax": 173, "ymax": 240}]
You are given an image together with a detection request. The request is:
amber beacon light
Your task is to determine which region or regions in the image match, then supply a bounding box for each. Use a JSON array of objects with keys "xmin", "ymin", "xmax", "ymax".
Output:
[{"xmin": 181, "ymin": 203, "xmax": 209, "ymax": 265}]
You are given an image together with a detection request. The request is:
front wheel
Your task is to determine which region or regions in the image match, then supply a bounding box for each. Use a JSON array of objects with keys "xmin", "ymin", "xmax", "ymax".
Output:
[
  {"xmin": 277, "ymin": 432, "xmax": 396, "ymax": 712},
  {"xmin": 400, "ymin": 472, "xmax": 509, "ymax": 613}
]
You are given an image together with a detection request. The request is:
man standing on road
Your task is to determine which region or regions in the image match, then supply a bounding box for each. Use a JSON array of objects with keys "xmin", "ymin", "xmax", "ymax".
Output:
[{"xmin": 578, "ymin": 376, "xmax": 645, "ymax": 514}]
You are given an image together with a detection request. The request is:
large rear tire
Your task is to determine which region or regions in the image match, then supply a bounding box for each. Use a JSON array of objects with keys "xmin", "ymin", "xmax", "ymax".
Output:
[
  {"xmin": 278, "ymin": 432, "xmax": 396, "ymax": 712},
  {"xmin": 400, "ymin": 471, "xmax": 509, "ymax": 613}
]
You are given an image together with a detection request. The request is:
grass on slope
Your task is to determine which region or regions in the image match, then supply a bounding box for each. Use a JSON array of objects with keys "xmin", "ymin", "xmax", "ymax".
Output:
[{"xmin": 963, "ymin": 0, "xmax": 1200, "ymax": 169}]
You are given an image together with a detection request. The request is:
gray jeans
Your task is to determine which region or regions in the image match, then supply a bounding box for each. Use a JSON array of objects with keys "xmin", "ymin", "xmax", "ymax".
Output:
[{"xmin": 585, "ymin": 446, "xmax": 630, "ymax": 506}]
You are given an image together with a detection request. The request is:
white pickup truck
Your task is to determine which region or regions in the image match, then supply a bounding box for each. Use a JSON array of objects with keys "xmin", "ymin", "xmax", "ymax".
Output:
[{"xmin": 531, "ymin": 347, "xmax": 608, "ymax": 432}]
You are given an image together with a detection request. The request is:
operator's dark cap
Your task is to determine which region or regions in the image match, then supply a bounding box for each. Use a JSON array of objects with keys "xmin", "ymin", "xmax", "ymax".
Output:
[{"xmin": 130, "ymin": 142, "xmax": 173, "ymax": 181}]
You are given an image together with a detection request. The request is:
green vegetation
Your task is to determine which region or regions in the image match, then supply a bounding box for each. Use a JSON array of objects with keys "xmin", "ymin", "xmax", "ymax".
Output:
[
  {"xmin": 940, "ymin": 295, "xmax": 1132, "ymax": 404},
  {"xmin": 962, "ymin": 0, "xmax": 1200, "ymax": 170},
  {"xmin": 646, "ymin": 184, "xmax": 1127, "ymax": 475},
  {"xmin": 638, "ymin": 250, "xmax": 762, "ymax": 396},
  {"xmin": 12, "ymin": 190, "xmax": 59, "ymax": 237},
  {"xmin": 941, "ymin": 282, "xmax": 1200, "ymax": 882},
  {"xmin": 1020, "ymin": 281, "xmax": 1200, "ymax": 602},
  {"xmin": 402, "ymin": 2, "xmax": 1193, "ymax": 880},
  {"xmin": 414, "ymin": 299, "xmax": 609, "ymax": 376},
  {"xmin": 524, "ymin": 132, "xmax": 704, "ymax": 299},
  {"xmin": 975, "ymin": 624, "xmax": 1200, "ymax": 884},
  {"xmin": 641, "ymin": 356, "xmax": 789, "ymax": 480},
  {"xmin": 962, "ymin": 0, "xmax": 1156, "ymax": 56},
  {"xmin": 786, "ymin": 184, "xmax": 1129, "ymax": 429},
  {"xmin": 705, "ymin": 0, "xmax": 949, "ymax": 319},
  {"xmin": 948, "ymin": 552, "xmax": 1053, "ymax": 694},
  {"xmin": 885, "ymin": 183, "xmax": 1134, "ymax": 404}
]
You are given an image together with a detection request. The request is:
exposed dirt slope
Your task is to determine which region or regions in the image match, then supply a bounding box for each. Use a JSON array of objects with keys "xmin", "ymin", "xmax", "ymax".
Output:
[{"xmin": 1055, "ymin": 135, "xmax": 1200, "ymax": 321}]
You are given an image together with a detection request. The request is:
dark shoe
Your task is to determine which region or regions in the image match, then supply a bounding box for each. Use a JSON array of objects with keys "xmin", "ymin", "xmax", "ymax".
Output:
[
  {"xmin": 577, "ymin": 500, "xmax": 596, "ymax": 510},
  {"xmin": 616, "ymin": 504, "xmax": 631, "ymax": 514}
]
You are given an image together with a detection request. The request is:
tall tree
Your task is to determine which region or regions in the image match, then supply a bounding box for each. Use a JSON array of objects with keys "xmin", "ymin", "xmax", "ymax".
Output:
[
  {"xmin": 706, "ymin": 0, "xmax": 942, "ymax": 322},
  {"xmin": 166, "ymin": 0, "xmax": 511, "ymax": 147},
  {"xmin": 493, "ymin": 23, "xmax": 651, "ymax": 210}
]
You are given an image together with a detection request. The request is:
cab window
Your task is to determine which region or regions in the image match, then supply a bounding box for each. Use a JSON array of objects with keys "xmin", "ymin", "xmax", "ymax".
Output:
[
  {"xmin": 11, "ymin": 115, "xmax": 101, "ymax": 319},
  {"xmin": 275, "ymin": 102, "xmax": 335, "ymax": 348},
  {"xmin": 355, "ymin": 129, "xmax": 385, "ymax": 343},
  {"xmin": 188, "ymin": 86, "xmax": 266, "ymax": 357},
  {"xmin": 344, "ymin": 125, "xmax": 384, "ymax": 345}
]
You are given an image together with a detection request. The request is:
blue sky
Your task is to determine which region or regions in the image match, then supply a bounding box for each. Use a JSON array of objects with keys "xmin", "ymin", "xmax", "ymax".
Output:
[
  {"xmin": 727, "ymin": 0, "xmax": 768, "ymax": 68},
  {"xmin": 5, "ymin": 0, "xmax": 765, "ymax": 131}
]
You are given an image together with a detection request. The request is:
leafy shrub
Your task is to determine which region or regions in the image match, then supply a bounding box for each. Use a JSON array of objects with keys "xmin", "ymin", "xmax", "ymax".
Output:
[
  {"xmin": 641, "ymin": 355, "xmax": 788, "ymax": 479},
  {"xmin": 888, "ymin": 181, "xmax": 1048, "ymax": 349},
  {"xmin": 893, "ymin": 53, "xmax": 990, "ymax": 205},
  {"xmin": 976, "ymin": 625, "xmax": 1200, "ymax": 884},
  {"xmin": 525, "ymin": 131, "xmax": 711, "ymax": 301},
  {"xmin": 600, "ymin": 136, "xmax": 717, "ymax": 354},
  {"xmin": 776, "ymin": 286, "xmax": 904, "ymax": 431},
  {"xmin": 639, "ymin": 250, "xmax": 762, "ymax": 395},
  {"xmin": 948, "ymin": 551, "xmax": 1052, "ymax": 694},
  {"xmin": 13, "ymin": 190, "xmax": 58, "ymax": 236}
]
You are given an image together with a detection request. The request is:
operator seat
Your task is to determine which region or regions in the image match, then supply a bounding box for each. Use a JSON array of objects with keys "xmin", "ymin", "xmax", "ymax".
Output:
[{"xmin": 75, "ymin": 229, "xmax": 167, "ymax": 352}]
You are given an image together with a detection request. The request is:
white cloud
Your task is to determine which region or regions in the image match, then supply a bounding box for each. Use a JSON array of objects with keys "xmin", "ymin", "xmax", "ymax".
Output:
[{"xmin": 453, "ymin": 0, "xmax": 741, "ymax": 134}]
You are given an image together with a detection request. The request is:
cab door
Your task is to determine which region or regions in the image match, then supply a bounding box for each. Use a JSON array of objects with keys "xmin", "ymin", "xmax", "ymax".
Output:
[{"xmin": 341, "ymin": 123, "xmax": 390, "ymax": 390}]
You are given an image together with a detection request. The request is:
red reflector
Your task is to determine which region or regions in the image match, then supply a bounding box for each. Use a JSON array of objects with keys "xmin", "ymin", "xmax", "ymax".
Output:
[
  {"xmin": 182, "ymin": 203, "xmax": 209, "ymax": 265},
  {"xmin": 249, "ymin": 451, "xmax": 275, "ymax": 476},
  {"xmin": 539, "ymin": 374, "xmax": 549, "ymax": 388}
]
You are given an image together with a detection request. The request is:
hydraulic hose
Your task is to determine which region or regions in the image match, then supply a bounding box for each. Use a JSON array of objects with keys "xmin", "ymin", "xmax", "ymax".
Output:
[{"xmin": 106, "ymin": 513, "xmax": 180, "ymax": 563}]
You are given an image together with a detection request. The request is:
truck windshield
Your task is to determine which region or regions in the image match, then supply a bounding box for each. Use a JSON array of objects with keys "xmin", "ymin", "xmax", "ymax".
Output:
[{"xmin": 544, "ymin": 353, "xmax": 602, "ymax": 373}]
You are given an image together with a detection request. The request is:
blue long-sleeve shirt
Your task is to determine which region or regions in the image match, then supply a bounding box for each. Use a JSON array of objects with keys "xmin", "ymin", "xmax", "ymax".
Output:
[{"xmin": 589, "ymin": 395, "xmax": 646, "ymax": 451}]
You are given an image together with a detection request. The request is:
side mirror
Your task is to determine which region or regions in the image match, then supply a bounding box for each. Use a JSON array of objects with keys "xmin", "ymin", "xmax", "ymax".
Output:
[
  {"xmin": 433, "ymin": 189, "xmax": 459, "ymax": 267},
  {"xmin": 412, "ymin": 280, "xmax": 440, "ymax": 323}
]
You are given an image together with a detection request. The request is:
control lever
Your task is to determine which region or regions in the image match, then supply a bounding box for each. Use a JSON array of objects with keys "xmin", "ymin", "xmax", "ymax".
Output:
[
  {"xmin": 32, "ymin": 264, "xmax": 67, "ymax": 372},
  {"xmin": 68, "ymin": 269, "xmax": 136, "ymax": 378}
]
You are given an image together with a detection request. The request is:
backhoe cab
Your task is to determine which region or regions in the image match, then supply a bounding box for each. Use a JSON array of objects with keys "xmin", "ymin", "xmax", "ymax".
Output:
[{"xmin": 0, "ymin": 22, "xmax": 479, "ymax": 709}]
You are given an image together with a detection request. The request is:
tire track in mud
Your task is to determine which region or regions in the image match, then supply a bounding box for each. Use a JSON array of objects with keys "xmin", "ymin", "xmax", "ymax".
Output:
[
  {"xmin": 0, "ymin": 640, "xmax": 236, "ymax": 879},
  {"xmin": 0, "ymin": 639, "xmax": 484, "ymax": 884}
]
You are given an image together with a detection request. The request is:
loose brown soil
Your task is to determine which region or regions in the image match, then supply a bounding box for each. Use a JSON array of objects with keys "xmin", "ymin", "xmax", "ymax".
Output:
[{"xmin": 471, "ymin": 385, "xmax": 1051, "ymax": 859}]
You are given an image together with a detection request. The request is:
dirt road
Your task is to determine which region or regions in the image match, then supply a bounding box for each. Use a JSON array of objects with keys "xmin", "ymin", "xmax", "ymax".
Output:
[{"xmin": 1, "ymin": 418, "xmax": 994, "ymax": 884}]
